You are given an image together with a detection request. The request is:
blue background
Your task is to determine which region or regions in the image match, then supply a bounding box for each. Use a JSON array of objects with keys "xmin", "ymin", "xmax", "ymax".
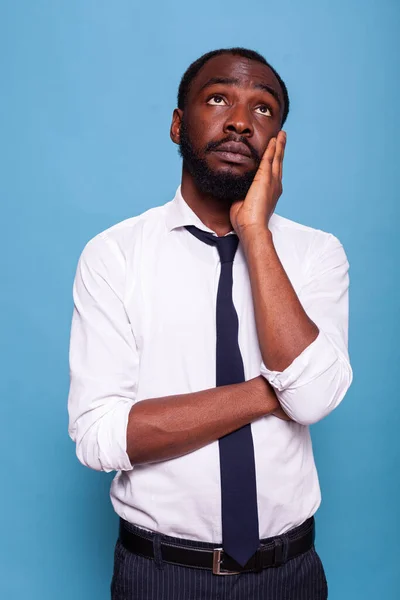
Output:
[{"xmin": 1, "ymin": 1, "xmax": 399, "ymax": 598}]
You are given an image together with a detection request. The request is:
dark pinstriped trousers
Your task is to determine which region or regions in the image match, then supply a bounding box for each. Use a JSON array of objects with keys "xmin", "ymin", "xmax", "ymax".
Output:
[{"xmin": 111, "ymin": 518, "xmax": 328, "ymax": 600}]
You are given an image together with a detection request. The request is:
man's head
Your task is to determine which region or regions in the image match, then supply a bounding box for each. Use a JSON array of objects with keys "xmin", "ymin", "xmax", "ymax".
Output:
[{"xmin": 170, "ymin": 48, "xmax": 290, "ymax": 203}]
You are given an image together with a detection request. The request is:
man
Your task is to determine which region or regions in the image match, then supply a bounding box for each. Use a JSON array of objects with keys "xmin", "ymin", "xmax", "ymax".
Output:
[{"xmin": 68, "ymin": 47, "xmax": 352, "ymax": 599}]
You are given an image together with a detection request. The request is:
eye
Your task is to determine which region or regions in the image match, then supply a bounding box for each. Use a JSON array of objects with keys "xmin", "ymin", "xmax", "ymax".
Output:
[
  {"xmin": 207, "ymin": 95, "xmax": 227, "ymax": 106},
  {"xmin": 255, "ymin": 105, "xmax": 272, "ymax": 117}
]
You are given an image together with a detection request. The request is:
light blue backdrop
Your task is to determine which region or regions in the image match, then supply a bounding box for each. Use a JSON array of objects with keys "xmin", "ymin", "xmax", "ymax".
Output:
[{"xmin": 1, "ymin": 1, "xmax": 399, "ymax": 598}]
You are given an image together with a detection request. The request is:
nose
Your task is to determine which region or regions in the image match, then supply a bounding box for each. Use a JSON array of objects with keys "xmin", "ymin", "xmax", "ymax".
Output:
[{"xmin": 223, "ymin": 103, "xmax": 253, "ymax": 137}]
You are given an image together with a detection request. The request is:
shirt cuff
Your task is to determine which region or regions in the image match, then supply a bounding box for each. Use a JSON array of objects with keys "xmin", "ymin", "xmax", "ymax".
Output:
[
  {"xmin": 95, "ymin": 399, "xmax": 135, "ymax": 473},
  {"xmin": 259, "ymin": 330, "xmax": 338, "ymax": 392}
]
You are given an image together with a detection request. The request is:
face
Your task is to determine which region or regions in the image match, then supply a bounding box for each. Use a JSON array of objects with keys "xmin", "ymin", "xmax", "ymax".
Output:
[{"xmin": 171, "ymin": 54, "xmax": 285, "ymax": 201}]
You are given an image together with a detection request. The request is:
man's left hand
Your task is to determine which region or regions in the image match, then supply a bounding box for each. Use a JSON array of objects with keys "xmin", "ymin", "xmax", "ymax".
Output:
[{"xmin": 230, "ymin": 130, "xmax": 287, "ymax": 236}]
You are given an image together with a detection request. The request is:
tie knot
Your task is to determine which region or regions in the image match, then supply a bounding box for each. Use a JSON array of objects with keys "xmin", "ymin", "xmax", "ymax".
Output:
[
  {"xmin": 214, "ymin": 235, "xmax": 239, "ymax": 263},
  {"xmin": 185, "ymin": 225, "xmax": 239, "ymax": 263}
]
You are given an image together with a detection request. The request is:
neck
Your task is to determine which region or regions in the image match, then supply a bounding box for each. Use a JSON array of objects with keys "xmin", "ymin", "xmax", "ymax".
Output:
[{"xmin": 181, "ymin": 168, "xmax": 234, "ymax": 237}]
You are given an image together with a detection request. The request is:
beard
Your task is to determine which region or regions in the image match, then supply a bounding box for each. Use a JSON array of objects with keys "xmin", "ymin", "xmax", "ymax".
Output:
[{"xmin": 178, "ymin": 119, "xmax": 261, "ymax": 203}]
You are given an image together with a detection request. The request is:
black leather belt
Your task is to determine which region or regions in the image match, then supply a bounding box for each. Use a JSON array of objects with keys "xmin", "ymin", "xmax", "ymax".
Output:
[{"xmin": 119, "ymin": 517, "xmax": 315, "ymax": 575}]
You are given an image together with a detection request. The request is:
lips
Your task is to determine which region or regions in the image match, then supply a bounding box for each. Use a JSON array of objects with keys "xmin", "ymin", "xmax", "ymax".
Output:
[{"xmin": 214, "ymin": 141, "xmax": 252, "ymax": 158}]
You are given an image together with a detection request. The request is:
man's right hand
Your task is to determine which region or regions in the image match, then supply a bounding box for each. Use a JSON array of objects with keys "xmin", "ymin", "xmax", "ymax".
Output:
[
  {"xmin": 273, "ymin": 406, "xmax": 292, "ymax": 421},
  {"xmin": 127, "ymin": 375, "xmax": 291, "ymax": 465},
  {"xmin": 254, "ymin": 375, "xmax": 292, "ymax": 422}
]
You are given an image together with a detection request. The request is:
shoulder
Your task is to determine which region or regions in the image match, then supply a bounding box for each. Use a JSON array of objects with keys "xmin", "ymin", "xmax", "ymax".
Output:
[
  {"xmin": 79, "ymin": 203, "xmax": 168, "ymax": 266},
  {"xmin": 270, "ymin": 212, "xmax": 346, "ymax": 258},
  {"xmin": 269, "ymin": 213, "xmax": 349, "ymax": 287}
]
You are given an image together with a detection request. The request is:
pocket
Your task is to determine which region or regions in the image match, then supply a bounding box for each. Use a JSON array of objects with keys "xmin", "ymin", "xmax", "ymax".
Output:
[
  {"xmin": 311, "ymin": 547, "xmax": 329, "ymax": 598},
  {"xmin": 111, "ymin": 539, "xmax": 124, "ymax": 597},
  {"xmin": 111, "ymin": 539, "xmax": 138, "ymax": 599}
]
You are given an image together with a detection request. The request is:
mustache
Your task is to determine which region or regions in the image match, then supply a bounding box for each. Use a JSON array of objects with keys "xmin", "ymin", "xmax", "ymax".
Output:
[{"xmin": 204, "ymin": 136, "xmax": 260, "ymax": 162}]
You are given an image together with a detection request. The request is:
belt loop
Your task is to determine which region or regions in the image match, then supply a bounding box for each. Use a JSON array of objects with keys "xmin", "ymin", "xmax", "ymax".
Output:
[
  {"xmin": 254, "ymin": 547, "xmax": 263, "ymax": 573},
  {"xmin": 153, "ymin": 534, "xmax": 165, "ymax": 571},
  {"xmin": 273, "ymin": 534, "xmax": 289, "ymax": 567}
]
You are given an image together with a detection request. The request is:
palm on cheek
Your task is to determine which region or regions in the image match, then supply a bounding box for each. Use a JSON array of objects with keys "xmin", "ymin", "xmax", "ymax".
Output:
[{"xmin": 230, "ymin": 130, "xmax": 286, "ymax": 234}]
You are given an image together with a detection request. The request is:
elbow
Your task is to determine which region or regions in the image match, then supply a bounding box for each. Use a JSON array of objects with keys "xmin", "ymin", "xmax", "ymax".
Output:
[
  {"xmin": 277, "ymin": 357, "xmax": 353, "ymax": 426},
  {"xmin": 75, "ymin": 438, "xmax": 111, "ymax": 473},
  {"xmin": 70, "ymin": 426, "xmax": 112, "ymax": 472},
  {"xmin": 69, "ymin": 411, "xmax": 133, "ymax": 473}
]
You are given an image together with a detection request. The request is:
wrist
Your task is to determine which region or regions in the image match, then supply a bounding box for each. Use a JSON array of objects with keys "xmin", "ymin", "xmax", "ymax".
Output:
[
  {"xmin": 238, "ymin": 223, "xmax": 272, "ymax": 240},
  {"xmin": 250, "ymin": 376, "xmax": 279, "ymax": 414},
  {"xmin": 238, "ymin": 225, "xmax": 274, "ymax": 255}
]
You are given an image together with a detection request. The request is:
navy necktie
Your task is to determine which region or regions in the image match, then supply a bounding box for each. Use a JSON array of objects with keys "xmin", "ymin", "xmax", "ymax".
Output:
[{"xmin": 185, "ymin": 225, "xmax": 260, "ymax": 568}]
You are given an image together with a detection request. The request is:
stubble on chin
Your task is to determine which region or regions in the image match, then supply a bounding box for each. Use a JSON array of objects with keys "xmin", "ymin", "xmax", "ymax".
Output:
[{"xmin": 178, "ymin": 125, "xmax": 258, "ymax": 202}]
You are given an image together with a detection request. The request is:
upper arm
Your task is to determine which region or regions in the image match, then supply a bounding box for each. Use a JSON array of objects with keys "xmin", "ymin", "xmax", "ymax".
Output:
[
  {"xmin": 260, "ymin": 232, "xmax": 353, "ymax": 425},
  {"xmin": 67, "ymin": 234, "xmax": 139, "ymax": 472},
  {"xmin": 300, "ymin": 233, "xmax": 350, "ymax": 359}
]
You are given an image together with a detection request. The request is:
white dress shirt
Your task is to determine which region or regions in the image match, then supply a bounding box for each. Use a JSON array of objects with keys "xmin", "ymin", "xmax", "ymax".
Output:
[{"xmin": 68, "ymin": 186, "xmax": 352, "ymax": 542}]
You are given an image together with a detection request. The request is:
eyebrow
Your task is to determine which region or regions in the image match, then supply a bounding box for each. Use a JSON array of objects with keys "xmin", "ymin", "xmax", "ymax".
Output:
[{"xmin": 198, "ymin": 76, "xmax": 282, "ymax": 108}]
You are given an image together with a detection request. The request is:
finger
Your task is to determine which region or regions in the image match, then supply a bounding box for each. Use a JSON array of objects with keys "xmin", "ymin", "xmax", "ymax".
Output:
[
  {"xmin": 272, "ymin": 131, "xmax": 286, "ymax": 181},
  {"xmin": 279, "ymin": 131, "xmax": 286, "ymax": 180},
  {"xmin": 279, "ymin": 133, "xmax": 287, "ymax": 182},
  {"xmin": 255, "ymin": 137, "xmax": 276, "ymax": 182}
]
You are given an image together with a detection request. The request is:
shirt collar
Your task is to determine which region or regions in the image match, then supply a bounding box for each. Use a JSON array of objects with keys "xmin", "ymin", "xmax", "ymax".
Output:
[
  {"xmin": 165, "ymin": 186, "xmax": 235, "ymax": 236},
  {"xmin": 166, "ymin": 185, "xmax": 278, "ymax": 237}
]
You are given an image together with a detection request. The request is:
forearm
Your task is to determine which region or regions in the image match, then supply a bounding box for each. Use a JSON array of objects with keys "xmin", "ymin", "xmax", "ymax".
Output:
[
  {"xmin": 241, "ymin": 227, "xmax": 319, "ymax": 372},
  {"xmin": 127, "ymin": 376, "xmax": 280, "ymax": 465}
]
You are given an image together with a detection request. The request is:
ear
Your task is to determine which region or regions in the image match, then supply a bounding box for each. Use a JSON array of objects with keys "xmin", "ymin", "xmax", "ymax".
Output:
[{"xmin": 170, "ymin": 108, "xmax": 183, "ymax": 145}]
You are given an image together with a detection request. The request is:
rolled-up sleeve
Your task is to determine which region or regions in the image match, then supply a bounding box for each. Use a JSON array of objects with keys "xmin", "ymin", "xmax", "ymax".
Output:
[
  {"xmin": 260, "ymin": 233, "xmax": 353, "ymax": 425},
  {"xmin": 67, "ymin": 234, "xmax": 138, "ymax": 472}
]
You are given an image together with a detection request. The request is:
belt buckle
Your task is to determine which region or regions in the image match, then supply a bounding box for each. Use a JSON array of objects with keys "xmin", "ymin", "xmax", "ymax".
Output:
[{"xmin": 212, "ymin": 548, "xmax": 241, "ymax": 575}]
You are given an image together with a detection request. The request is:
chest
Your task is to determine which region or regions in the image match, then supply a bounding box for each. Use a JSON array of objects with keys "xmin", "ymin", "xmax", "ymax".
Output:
[{"xmin": 123, "ymin": 234, "xmax": 305, "ymax": 389}]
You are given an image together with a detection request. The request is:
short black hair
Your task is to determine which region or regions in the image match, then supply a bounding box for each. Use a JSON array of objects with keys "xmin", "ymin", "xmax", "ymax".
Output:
[{"xmin": 177, "ymin": 47, "xmax": 290, "ymax": 126}]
